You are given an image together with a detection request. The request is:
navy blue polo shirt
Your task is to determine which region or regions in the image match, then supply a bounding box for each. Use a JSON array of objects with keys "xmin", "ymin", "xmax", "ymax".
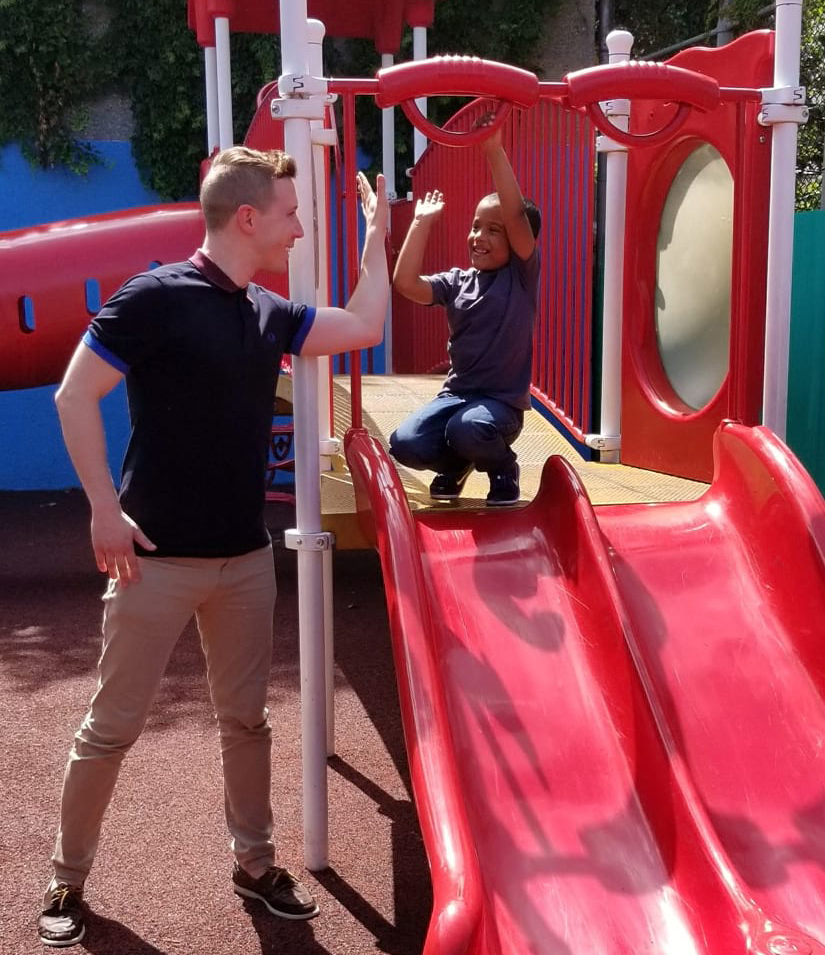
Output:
[{"xmin": 83, "ymin": 251, "xmax": 315, "ymax": 558}]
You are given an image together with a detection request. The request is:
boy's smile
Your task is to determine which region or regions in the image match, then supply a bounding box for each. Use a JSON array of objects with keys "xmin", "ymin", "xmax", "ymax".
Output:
[{"xmin": 467, "ymin": 195, "xmax": 511, "ymax": 271}]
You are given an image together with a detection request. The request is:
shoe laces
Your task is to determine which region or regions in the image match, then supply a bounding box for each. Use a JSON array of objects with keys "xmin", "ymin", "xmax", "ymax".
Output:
[
  {"xmin": 49, "ymin": 884, "xmax": 81, "ymax": 911},
  {"xmin": 267, "ymin": 865, "xmax": 297, "ymax": 887}
]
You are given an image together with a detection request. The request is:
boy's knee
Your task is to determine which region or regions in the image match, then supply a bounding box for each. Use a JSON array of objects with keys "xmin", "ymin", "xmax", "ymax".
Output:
[
  {"xmin": 446, "ymin": 415, "xmax": 496, "ymax": 450},
  {"xmin": 388, "ymin": 431, "xmax": 417, "ymax": 467}
]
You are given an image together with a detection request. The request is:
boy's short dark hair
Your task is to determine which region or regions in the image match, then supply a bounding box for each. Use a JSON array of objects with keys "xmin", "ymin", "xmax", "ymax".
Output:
[{"xmin": 523, "ymin": 199, "xmax": 542, "ymax": 239}]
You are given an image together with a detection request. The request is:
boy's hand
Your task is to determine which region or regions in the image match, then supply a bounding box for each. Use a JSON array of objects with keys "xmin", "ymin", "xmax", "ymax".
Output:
[
  {"xmin": 357, "ymin": 171, "xmax": 389, "ymax": 233},
  {"xmin": 413, "ymin": 190, "xmax": 445, "ymax": 224},
  {"xmin": 475, "ymin": 111, "xmax": 503, "ymax": 154}
]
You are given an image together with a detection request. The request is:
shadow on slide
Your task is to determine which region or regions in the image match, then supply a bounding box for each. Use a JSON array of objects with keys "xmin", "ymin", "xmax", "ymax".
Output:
[{"xmin": 345, "ymin": 421, "xmax": 825, "ymax": 955}]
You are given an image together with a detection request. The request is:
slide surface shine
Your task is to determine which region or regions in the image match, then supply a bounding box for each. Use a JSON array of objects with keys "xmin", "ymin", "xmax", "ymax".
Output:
[{"xmin": 345, "ymin": 422, "xmax": 825, "ymax": 955}]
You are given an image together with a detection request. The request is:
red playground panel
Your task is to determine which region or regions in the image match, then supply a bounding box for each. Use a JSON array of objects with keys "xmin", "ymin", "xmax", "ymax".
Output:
[{"xmin": 620, "ymin": 31, "xmax": 775, "ymax": 481}]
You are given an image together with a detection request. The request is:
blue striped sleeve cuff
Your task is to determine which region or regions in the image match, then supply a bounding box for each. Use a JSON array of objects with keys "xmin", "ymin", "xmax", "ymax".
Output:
[
  {"xmin": 290, "ymin": 306, "xmax": 316, "ymax": 356},
  {"xmin": 82, "ymin": 331, "xmax": 130, "ymax": 374}
]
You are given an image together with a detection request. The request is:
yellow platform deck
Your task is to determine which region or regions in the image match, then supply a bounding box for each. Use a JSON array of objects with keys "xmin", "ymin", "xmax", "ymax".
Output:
[{"xmin": 310, "ymin": 375, "xmax": 709, "ymax": 549}]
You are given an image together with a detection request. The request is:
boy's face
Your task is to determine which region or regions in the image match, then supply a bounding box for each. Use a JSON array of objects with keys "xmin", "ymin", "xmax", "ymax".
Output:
[{"xmin": 467, "ymin": 195, "xmax": 511, "ymax": 272}]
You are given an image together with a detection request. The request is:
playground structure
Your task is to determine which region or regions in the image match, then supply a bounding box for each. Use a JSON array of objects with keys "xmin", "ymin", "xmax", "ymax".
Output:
[{"xmin": 3, "ymin": 0, "xmax": 825, "ymax": 952}]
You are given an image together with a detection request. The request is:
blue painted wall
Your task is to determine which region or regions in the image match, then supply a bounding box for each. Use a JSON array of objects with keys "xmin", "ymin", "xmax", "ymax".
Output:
[
  {"xmin": 0, "ymin": 141, "xmax": 161, "ymax": 490},
  {"xmin": 0, "ymin": 142, "xmax": 164, "ymax": 231},
  {"xmin": 0, "ymin": 142, "xmax": 382, "ymax": 490}
]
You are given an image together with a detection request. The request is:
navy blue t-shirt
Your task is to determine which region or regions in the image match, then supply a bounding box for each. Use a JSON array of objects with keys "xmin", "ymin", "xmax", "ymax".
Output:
[
  {"xmin": 84, "ymin": 253, "xmax": 315, "ymax": 557},
  {"xmin": 427, "ymin": 248, "xmax": 540, "ymax": 411}
]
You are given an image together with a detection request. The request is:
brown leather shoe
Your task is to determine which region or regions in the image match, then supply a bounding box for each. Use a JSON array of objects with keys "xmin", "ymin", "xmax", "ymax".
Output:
[
  {"xmin": 37, "ymin": 880, "xmax": 86, "ymax": 948},
  {"xmin": 232, "ymin": 863, "xmax": 319, "ymax": 920}
]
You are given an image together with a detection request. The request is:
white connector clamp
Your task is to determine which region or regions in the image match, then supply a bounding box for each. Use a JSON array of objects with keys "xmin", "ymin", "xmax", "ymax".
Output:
[
  {"xmin": 284, "ymin": 530, "xmax": 335, "ymax": 552},
  {"xmin": 270, "ymin": 97, "xmax": 326, "ymax": 121},
  {"xmin": 585, "ymin": 433, "xmax": 622, "ymax": 452},
  {"xmin": 319, "ymin": 438, "xmax": 341, "ymax": 456}
]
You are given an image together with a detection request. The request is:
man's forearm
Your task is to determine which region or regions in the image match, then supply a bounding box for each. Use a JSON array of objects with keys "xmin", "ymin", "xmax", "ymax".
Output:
[
  {"xmin": 341, "ymin": 220, "xmax": 390, "ymax": 343},
  {"xmin": 55, "ymin": 390, "xmax": 120, "ymax": 513}
]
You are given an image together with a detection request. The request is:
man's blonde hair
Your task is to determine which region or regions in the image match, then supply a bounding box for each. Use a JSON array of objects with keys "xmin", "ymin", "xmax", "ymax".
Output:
[{"xmin": 200, "ymin": 146, "xmax": 297, "ymax": 231}]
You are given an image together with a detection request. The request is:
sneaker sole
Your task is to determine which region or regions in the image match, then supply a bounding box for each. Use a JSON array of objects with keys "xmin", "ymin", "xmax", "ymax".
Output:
[
  {"xmin": 430, "ymin": 493, "xmax": 462, "ymax": 501},
  {"xmin": 486, "ymin": 498, "xmax": 521, "ymax": 506},
  {"xmin": 39, "ymin": 925, "xmax": 86, "ymax": 948},
  {"xmin": 233, "ymin": 884, "xmax": 320, "ymax": 920}
]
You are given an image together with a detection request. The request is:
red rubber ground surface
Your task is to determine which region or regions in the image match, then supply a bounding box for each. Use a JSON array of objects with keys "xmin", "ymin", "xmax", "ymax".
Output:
[{"xmin": 0, "ymin": 490, "xmax": 430, "ymax": 955}]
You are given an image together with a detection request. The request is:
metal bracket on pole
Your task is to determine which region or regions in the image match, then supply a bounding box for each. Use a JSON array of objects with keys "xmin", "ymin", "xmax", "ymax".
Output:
[
  {"xmin": 278, "ymin": 72, "xmax": 329, "ymax": 97},
  {"xmin": 311, "ymin": 128, "xmax": 338, "ymax": 146},
  {"xmin": 601, "ymin": 99, "xmax": 630, "ymax": 118},
  {"xmin": 759, "ymin": 85, "xmax": 808, "ymax": 126},
  {"xmin": 271, "ymin": 97, "xmax": 326, "ymax": 121},
  {"xmin": 596, "ymin": 135, "xmax": 628, "ymax": 154},
  {"xmin": 319, "ymin": 437, "xmax": 341, "ymax": 456},
  {"xmin": 595, "ymin": 98, "xmax": 630, "ymax": 154},
  {"xmin": 284, "ymin": 530, "xmax": 335, "ymax": 552},
  {"xmin": 585, "ymin": 433, "xmax": 621, "ymax": 452},
  {"xmin": 759, "ymin": 104, "xmax": 809, "ymax": 126}
]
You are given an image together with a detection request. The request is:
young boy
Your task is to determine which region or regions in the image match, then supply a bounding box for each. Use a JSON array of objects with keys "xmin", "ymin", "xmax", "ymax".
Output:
[{"xmin": 389, "ymin": 118, "xmax": 541, "ymax": 506}]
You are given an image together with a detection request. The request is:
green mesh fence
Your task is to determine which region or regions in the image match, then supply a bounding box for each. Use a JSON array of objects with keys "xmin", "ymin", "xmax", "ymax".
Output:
[
  {"xmin": 614, "ymin": 2, "xmax": 823, "ymax": 210},
  {"xmin": 798, "ymin": 0, "xmax": 825, "ymax": 209}
]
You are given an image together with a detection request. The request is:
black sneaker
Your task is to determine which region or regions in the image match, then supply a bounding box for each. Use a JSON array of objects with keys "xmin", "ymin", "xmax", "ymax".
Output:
[
  {"xmin": 486, "ymin": 464, "xmax": 521, "ymax": 506},
  {"xmin": 37, "ymin": 880, "xmax": 86, "ymax": 948},
  {"xmin": 232, "ymin": 863, "xmax": 319, "ymax": 920},
  {"xmin": 429, "ymin": 467, "xmax": 473, "ymax": 501}
]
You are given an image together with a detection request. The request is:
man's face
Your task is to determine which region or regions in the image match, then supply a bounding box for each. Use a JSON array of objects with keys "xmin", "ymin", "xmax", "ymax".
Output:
[
  {"xmin": 467, "ymin": 195, "xmax": 511, "ymax": 272},
  {"xmin": 251, "ymin": 177, "xmax": 305, "ymax": 273}
]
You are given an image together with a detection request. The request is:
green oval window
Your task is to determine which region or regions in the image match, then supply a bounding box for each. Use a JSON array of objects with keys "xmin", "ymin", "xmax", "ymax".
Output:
[{"xmin": 655, "ymin": 144, "xmax": 733, "ymax": 410}]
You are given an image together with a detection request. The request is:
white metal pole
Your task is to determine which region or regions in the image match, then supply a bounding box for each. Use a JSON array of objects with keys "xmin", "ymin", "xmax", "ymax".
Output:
[
  {"xmin": 412, "ymin": 26, "xmax": 428, "ymax": 161},
  {"xmin": 280, "ymin": 1, "xmax": 329, "ymax": 872},
  {"xmin": 214, "ymin": 16, "xmax": 233, "ymax": 148},
  {"xmin": 306, "ymin": 17, "xmax": 336, "ymax": 760},
  {"xmin": 587, "ymin": 29, "xmax": 632, "ymax": 463},
  {"xmin": 761, "ymin": 0, "xmax": 804, "ymax": 439},
  {"xmin": 381, "ymin": 52, "xmax": 396, "ymax": 373},
  {"xmin": 308, "ymin": 20, "xmax": 334, "ymax": 462},
  {"xmin": 323, "ymin": 547, "xmax": 335, "ymax": 755},
  {"xmin": 381, "ymin": 54, "xmax": 397, "ymax": 199},
  {"xmin": 204, "ymin": 46, "xmax": 219, "ymax": 154}
]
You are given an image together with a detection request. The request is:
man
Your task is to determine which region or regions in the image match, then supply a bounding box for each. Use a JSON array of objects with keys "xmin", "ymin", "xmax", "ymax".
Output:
[{"xmin": 37, "ymin": 146, "xmax": 389, "ymax": 947}]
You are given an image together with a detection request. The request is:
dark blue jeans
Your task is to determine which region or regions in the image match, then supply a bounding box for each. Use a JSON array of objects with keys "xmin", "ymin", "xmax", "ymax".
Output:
[{"xmin": 389, "ymin": 393, "xmax": 523, "ymax": 475}]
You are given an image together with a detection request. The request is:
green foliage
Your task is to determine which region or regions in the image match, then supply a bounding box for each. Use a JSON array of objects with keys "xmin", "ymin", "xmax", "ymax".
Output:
[
  {"xmin": 0, "ymin": 0, "xmax": 108, "ymax": 172},
  {"xmin": 326, "ymin": 0, "xmax": 560, "ymax": 192},
  {"xmin": 612, "ymin": 0, "xmax": 711, "ymax": 56},
  {"xmin": 613, "ymin": 0, "xmax": 824, "ymax": 210},
  {"xmin": 0, "ymin": 0, "xmax": 560, "ymax": 199},
  {"xmin": 109, "ymin": 0, "xmax": 205, "ymax": 200},
  {"xmin": 612, "ymin": 0, "xmax": 767, "ymax": 57},
  {"xmin": 797, "ymin": 0, "xmax": 825, "ymax": 210}
]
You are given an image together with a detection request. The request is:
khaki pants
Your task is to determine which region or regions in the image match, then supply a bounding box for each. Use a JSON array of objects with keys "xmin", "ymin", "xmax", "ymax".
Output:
[{"xmin": 52, "ymin": 544, "xmax": 277, "ymax": 885}]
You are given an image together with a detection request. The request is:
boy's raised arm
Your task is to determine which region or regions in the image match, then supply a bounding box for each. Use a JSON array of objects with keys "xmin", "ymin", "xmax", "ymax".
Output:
[
  {"xmin": 481, "ymin": 121, "xmax": 536, "ymax": 262},
  {"xmin": 392, "ymin": 190, "xmax": 445, "ymax": 305}
]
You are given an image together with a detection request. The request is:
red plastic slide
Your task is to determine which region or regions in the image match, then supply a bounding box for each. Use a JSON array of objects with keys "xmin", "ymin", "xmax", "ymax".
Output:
[{"xmin": 345, "ymin": 422, "xmax": 825, "ymax": 955}]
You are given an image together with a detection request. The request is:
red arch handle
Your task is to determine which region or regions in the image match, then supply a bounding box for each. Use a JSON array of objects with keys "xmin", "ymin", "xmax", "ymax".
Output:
[
  {"xmin": 400, "ymin": 98, "xmax": 513, "ymax": 148},
  {"xmin": 376, "ymin": 56, "xmax": 538, "ymax": 148},
  {"xmin": 376, "ymin": 56, "xmax": 539, "ymax": 108},
  {"xmin": 586, "ymin": 101, "xmax": 692, "ymax": 147},
  {"xmin": 566, "ymin": 61, "xmax": 720, "ymax": 148}
]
